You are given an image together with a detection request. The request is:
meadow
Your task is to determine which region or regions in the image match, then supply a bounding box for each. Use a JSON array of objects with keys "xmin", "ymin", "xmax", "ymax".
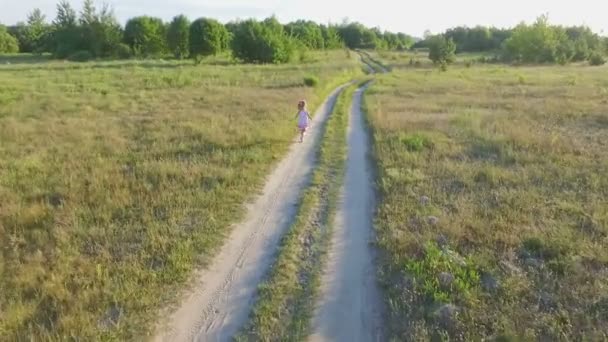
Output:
[
  {"xmin": 0, "ymin": 51, "xmax": 362, "ymax": 340},
  {"xmin": 365, "ymin": 65, "xmax": 608, "ymax": 340}
]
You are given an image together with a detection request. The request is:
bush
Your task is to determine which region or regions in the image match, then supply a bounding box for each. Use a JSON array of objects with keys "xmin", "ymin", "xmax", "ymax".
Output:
[
  {"xmin": 401, "ymin": 133, "xmax": 433, "ymax": 152},
  {"xmin": 589, "ymin": 52, "xmax": 606, "ymax": 66},
  {"xmin": 114, "ymin": 43, "xmax": 132, "ymax": 59},
  {"xmin": 68, "ymin": 50, "xmax": 93, "ymax": 62},
  {"xmin": 303, "ymin": 76, "xmax": 319, "ymax": 87}
]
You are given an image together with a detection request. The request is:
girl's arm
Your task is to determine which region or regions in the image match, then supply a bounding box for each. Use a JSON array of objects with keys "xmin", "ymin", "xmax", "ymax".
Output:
[{"xmin": 307, "ymin": 112, "xmax": 312, "ymax": 120}]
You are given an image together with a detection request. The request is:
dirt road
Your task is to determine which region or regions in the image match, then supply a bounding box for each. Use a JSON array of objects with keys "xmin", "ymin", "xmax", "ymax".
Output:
[
  {"xmin": 309, "ymin": 84, "xmax": 384, "ymax": 342},
  {"xmin": 153, "ymin": 86, "xmax": 346, "ymax": 342}
]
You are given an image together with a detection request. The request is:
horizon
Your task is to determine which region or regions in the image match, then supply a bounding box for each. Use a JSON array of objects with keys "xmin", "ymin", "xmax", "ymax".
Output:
[{"xmin": 1, "ymin": 0, "xmax": 607, "ymax": 37}]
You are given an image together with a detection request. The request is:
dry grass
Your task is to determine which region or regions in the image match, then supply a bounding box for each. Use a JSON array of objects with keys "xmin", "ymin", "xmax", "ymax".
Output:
[
  {"xmin": 0, "ymin": 51, "xmax": 362, "ymax": 340},
  {"xmin": 364, "ymin": 65, "xmax": 608, "ymax": 340}
]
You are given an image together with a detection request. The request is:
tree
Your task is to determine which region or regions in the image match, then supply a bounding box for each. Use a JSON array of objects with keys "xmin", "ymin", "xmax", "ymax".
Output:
[
  {"xmin": 428, "ymin": 35, "xmax": 456, "ymax": 68},
  {"xmin": 320, "ymin": 24, "xmax": 343, "ymax": 49},
  {"xmin": 0, "ymin": 25, "xmax": 19, "ymax": 53},
  {"xmin": 285, "ymin": 20, "xmax": 324, "ymax": 49},
  {"xmin": 69, "ymin": 1, "xmax": 122, "ymax": 58},
  {"xmin": 230, "ymin": 18, "xmax": 295, "ymax": 64},
  {"xmin": 396, "ymin": 33, "xmax": 415, "ymax": 50},
  {"xmin": 25, "ymin": 8, "xmax": 50, "ymax": 53},
  {"xmin": 189, "ymin": 18, "xmax": 230, "ymax": 61},
  {"xmin": 52, "ymin": 1, "xmax": 80, "ymax": 58},
  {"xmin": 338, "ymin": 22, "xmax": 370, "ymax": 49},
  {"xmin": 124, "ymin": 16, "xmax": 166, "ymax": 57},
  {"xmin": 167, "ymin": 15, "xmax": 190, "ymax": 59}
]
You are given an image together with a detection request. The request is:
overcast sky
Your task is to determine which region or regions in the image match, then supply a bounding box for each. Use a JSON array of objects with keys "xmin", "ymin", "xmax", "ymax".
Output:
[{"xmin": 1, "ymin": 0, "xmax": 606, "ymax": 37}]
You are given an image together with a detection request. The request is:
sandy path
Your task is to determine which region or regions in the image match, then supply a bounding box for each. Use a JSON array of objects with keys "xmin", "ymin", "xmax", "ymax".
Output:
[
  {"xmin": 309, "ymin": 84, "xmax": 384, "ymax": 342},
  {"xmin": 153, "ymin": 85, "xmax": 346, "ymax": 342}
]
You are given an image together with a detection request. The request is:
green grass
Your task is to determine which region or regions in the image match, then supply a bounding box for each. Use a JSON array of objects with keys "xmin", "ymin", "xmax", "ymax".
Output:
[
  {"xmin": 369, "ymin": 50, "xmax": 504, "ymax": 70},
  {"xmin": 238, "ymin": 79, "xmax": 365, "ymax": 341},
  {"xmin": 364, "ymin": 65, "xmax": 608, "ymax": 340},
  {"xmin": 0, "ymin": 50, "xmax": 363, "ymax": 340}
]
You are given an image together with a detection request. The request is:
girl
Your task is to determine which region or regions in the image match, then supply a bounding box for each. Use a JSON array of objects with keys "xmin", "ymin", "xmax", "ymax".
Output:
[{"xmin": 295, "ymin": 100, "xmax": 312, "ymax": 143}]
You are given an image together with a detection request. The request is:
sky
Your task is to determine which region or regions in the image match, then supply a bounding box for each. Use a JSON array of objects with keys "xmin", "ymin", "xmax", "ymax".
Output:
[{"xmin": 1, "ymin": 0, "xmax": 606, "ymax": 37}]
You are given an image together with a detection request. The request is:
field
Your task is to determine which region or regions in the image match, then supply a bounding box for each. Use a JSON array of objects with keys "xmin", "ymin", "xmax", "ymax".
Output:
[
  {"xmin": 0, "ymin": 51, "xmax": 362, "ymax": 340},
  {"xmin": 365, "ymin": 65, "xmax": 608, "ymax": 340}
]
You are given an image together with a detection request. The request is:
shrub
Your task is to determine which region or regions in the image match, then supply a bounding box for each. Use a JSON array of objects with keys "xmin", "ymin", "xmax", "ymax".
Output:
[
  {"xmin": 303, "ymin": 76, "xmax": 319, "ymax": 87},
  {"xmin": 68, "ymin": 50, "xmax": 93, "ymax": 62},
  {"xmin": 589, "ymin": 52, "xmax": 606, "ymax": 66},
  {"xmin": 114, "ymin": 43, "xmax": 132, "ymax": 59},
  {"xmin": 401, "ymin": 133, "xmax": 433, "ymax": 152}
]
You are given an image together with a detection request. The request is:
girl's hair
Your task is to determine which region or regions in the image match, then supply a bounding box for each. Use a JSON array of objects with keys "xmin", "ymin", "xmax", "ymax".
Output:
[{"xmin": 298, "ymin": 100, "xmax": 307, "ymax": 109}]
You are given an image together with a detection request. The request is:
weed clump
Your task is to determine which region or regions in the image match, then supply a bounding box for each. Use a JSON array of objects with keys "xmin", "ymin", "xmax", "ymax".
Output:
[
  {"xmin": 303, "ymin": 76, "xmax": 319, "ymax": 87},
  {"xmin": 400, "ymin": 133, "xmax": 433, "ymax": 152}
]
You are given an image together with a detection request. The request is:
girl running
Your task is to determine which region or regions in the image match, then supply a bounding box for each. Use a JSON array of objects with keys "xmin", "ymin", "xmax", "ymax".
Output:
[{"xmin": 295, "ymin": 100, "xmax": 312, "ymax": 143}]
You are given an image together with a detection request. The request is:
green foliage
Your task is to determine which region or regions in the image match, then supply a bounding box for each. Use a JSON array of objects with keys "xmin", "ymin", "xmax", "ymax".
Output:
[
  {"xmin": 320, "ymin": 24, "xmax": 343, "ymax": 49},
  {"xmin": 51, "ymin": 1, "xmax": 122, "ymax": 59},
  {"xmin": 502, "ymin": 15, "xmax": 603, "ymax": 65},
  {"xmin": 189, "ymin": 18, "xmax": 230, "ymax": 62},
  {"xmin": 23, "ymin": 8, "xmax": 51, "ymax": 54},
  {"xmin": 339, "ymin": 22, "xmax": 380, "ymax": 49},
  {"xmin": 114, "ymin": 42, "xmax": 132, "ymax": 59},
  {"xmin": 230, "ymin": 18, "xmax": 295, "ymax": 64},
  {"xmin": 124, "ymin": 16, "xmax": 167, "ymax": 57},
  {"xmin": 51, "ymin": 1, "xmax": 79, "ymax": 58},
  {"xmin": 401, "ymin": 133, "xmax": 432, "ymax": 152},
  {"xmin": 0, "ymin": 25, "xmax": 19, "ymax": 53},
  {"xmin": 406, "ymin": 242, "xmax": 480, "ymax": 303},
  {"xmin": 285, "ymin": 20, "xmax": 324, "ymax": 49},
  {"xmin": 588, "ymin": 52, "xmax": 606, "ymax": 66},
  {"xmin": 167, "ymin": 15, "xmax": 190, "ymax": 59},
  {"xmin": 303, "ymin": 76, "xmax": 319, "ymax": 87},
  {"xmin": 444, "ymin": 26, "xmax": 511, "ymax": 52},
  {"xmin": 80, "ymin": 2, "xmax": 122, "ymax": 58},
  {"xmin": 428, "ymin": 35, "xmax": 456, "ymax": 67}
]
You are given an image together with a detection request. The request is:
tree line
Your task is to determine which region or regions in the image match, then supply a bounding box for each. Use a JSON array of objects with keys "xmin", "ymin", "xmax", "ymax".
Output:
[
  {"xmin": 0, "ymin": 0, "xmax": 416, "ymax": 63},
  {"xmin": 420, "ymin": 15, "xmax": 607, "ymax": 66}
]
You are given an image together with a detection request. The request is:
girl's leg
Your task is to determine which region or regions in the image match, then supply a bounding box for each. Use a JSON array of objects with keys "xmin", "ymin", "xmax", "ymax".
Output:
[{"xmin": 299, "ymin": 129, "xmax": 304, "ymax": 142}]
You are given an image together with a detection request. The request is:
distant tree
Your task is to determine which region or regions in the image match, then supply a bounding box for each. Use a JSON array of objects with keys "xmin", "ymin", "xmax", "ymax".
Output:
[
  {"xmin": 339, "ymin": 22, "xmax": 379, "ymax": 49},
  {"xmin": 25, "ymin": 8, "xmax": 51, "ymax": 53},
  {"xmin": 189, "ymin": 18, "xmax": 230, "ymax": 62},
  {"xmin": 51, "ymin": 1, "xmax": 80, "ymax": 58},
  {"xmin": 428, "ymin": 35, "xmax": 456, "ymax": 68},
  {"xmin": 167, "ymin": 15, "xmax": 190, "ymax": 59},
  {"xmin": 285, "ymin": 20, "xmax": 324, "ymax": 49},
  {"xmin": 396, "ymin": 32, "xmax": 415, "ymax": 50},
  {"xmin": 320, "ymin": 24, "xmax": 343, "ymax": 49},
  {"xmin": 0, "ymin": 25, "xmax": 20, "ymax": 53},
  {"xmin": 124, "ymin": 16, "xmax": 166, "ymax": 57},
  {"xmin": 73, "ymin": 1, "xmax": 122, "ymax": 58},
  {"xmin": 503, "ymin": 15, "xmax": 566, "ymax": 64},
  {"xmin": 230, "ymin": 18, "xmax": 295, "ymax": 64}
]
